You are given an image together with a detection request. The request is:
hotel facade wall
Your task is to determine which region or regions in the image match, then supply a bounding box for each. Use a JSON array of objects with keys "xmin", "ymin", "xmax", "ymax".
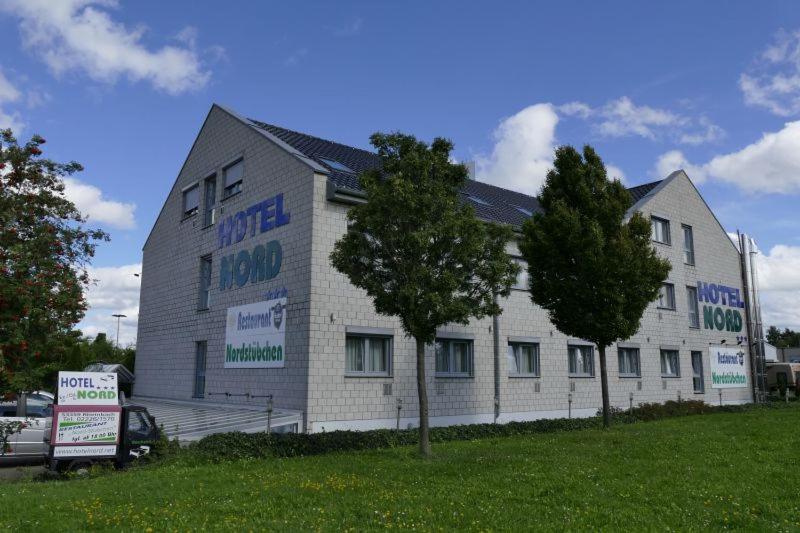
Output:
[
  {"xmin": 305, "ymin": 173, "xmax": 752, "ymax": 431},
  {"xmin": 135, "ymin": 110, "xmax": 752, "ymax": 433},
  {"xmin": 135, "ymin": 107, "xmax": 315, "ymax": 411}
]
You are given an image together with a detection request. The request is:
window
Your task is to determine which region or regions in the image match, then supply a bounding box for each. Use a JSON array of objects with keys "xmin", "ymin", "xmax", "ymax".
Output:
[
  {"xmin": 512, "ymin": 258, "xmax": 529, "ymax": 290},
  {"xmin": 182, "ymin": 183, "xmax": 199, "ymax": 217},
  {"xmin": 568, "ymin": 345, "xmax": 594, "ymax": 377},
  {"xmin": 203, "ymin": 175, "xmax": 217, "ymax": 226},
  {"xmin": 618, "ymin": 347, "xmax": 641, "ymax": 377},
  {"xmin": 651, "ymin": 216, "xmax": 671, "ymax": 245},
  {"xmin": 660, "ymin": 349, "xmax": 680, "ymax": 377},
  {"xmin": 508, "ymin": 342, "xmax": 540, "ymax": 376},
  {"xmin": 319, "ymin": 157, "xmax": 354, "ymax": 173},
  {"xmin": 463, "ymin": 193, "xmax": 491, "ymax": 206},
  {"xmin": 222, "ymin": 159, "xmax": 244, "ymax": 199},
  {"xmin": 682, "ymin": 224, "xmax": 695, "ymax": 265},
  {"xmin": 198, "ymin": 255, "xmax": 212, "ymax": 310},
  {"xmin": 435, "ymin": 339, "xmax": 473, "ymax": 377},
  {"xmin": 691, "ymin": 351, "xmax": 704, "ymax": 393},
  {"xmin": 658, "ymin": 283, "xmax": 676, "ymax": 310},
  {"xmin": 193, "ymin": 341, "xmax": 207, "ymax": 398},
  {"xmin": 687, "ymin": 286, "xmax": 700, "ymax": 328},
  {"xmin": 345, "ymin": 335, "xmax": 392, "ymax": 375}
]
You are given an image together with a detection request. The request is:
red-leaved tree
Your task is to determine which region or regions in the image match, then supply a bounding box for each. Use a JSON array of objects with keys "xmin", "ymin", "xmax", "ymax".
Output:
[{"xmin": 0, "ymin": 130, "xmax": 108, "ymax": 394}]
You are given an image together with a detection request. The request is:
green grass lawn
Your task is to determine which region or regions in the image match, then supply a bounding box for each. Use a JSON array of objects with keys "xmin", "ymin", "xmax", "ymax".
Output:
[{"xmin": 2, "ymin": 407, "xmax": 800, "ymax": 531}]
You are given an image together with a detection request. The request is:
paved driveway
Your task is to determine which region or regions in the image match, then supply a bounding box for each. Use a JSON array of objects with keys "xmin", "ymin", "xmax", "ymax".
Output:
[{"xmin": 130, "ymin": 397, "xmax": 303, "ymax": 442}]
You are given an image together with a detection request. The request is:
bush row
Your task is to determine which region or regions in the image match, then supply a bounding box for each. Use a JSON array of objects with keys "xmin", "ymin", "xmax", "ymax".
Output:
[{"xmin": 189, "ymin": 399, "xmax": 782, "ymax": 461}]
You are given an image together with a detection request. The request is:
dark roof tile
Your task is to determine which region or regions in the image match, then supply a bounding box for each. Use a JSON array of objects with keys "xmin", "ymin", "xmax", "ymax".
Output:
[{"xmin": 249, "ymin": 120, "xmax": 660, "ymax": 227}]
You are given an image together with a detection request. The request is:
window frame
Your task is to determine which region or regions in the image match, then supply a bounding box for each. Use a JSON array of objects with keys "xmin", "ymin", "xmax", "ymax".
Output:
[
  {"xmin": 203, "ymin": 174, "xmax": 217, "ymax": 227},
  {"xmin": 511, "ymin": 257, "xmax": 529, "ymax": 291},
  {"xmin": 660, "ymin": 349, "xmax": 681, "ymax": 378},
  {"xmin": 508, "ymin": 342, "xmax": 540, "ymax": 377},
  {"xmin": 691, "ymin": 351, "xmax": 705, "ymax": 393},
  {"xmin": 435, "ymin": 338, "xmax": 474, "ymax": 378},
  {"xmin": 658, "ymin": 283, "xmax": 676, "ymax": 311},
  {"xmin": 682, "ymin": 224, "xmax": 695, "ymax": 265},
  {"xmin": 198, "ymin": 255, "xmax": 212, "ymax": 310},
  {"xmin": 568, "ymin": 344, "xmax": 595, "ymax": 378},
  {"xmin": 687, "ymin": 285, "xmax": 700, "ymax": 328},
  {"xmin": 193, "ymin": 341, "xmax": 207, "ymax": 399},
  {"xmin": 222, "ymin": 159, "xmax": 244, "ymax": 200},
  {"xmin": 617, "ymin": 347, "xmax": 641, "ymax": 378},
  {"xmin": 651, "ymin": 216, "xmax": 671, "ymax": 245},
  {"xmin": 345, "ymin": 335, "xmax": 393, "ymax": 377},
  {"xmin": 182, "ymin": 182, "xmax": 200, "ymax": 218}
]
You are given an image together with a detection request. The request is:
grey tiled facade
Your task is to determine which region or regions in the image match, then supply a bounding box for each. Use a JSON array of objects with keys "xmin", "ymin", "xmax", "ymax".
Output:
[{"xmin": 135, "ymin": 104, "xmax": 754, "ymax": 433}]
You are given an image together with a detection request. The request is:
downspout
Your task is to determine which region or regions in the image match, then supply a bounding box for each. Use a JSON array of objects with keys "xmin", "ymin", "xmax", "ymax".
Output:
[{"xmin": 493, "ymin": 293, "xmax": 501, "ymax": 423}]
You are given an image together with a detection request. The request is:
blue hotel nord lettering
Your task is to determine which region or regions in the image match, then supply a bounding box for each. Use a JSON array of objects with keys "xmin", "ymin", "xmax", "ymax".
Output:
[
  {"xmin": 218, "ymin": 193, "xmax": 290, "ymax": 290},
  {"xmin": 697, "ymin": 282, "xmax": 743, "ymax": 333}
]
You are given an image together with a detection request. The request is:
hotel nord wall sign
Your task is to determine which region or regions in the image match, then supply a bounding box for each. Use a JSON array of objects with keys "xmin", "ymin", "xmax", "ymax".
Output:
[{"xmin": 218, "ymin": 194, "xmax": 290, "ymax": 368}]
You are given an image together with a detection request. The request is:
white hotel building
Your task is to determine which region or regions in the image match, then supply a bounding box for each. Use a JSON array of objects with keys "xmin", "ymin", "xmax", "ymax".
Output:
[{"xmin": 134, "ymin": 104, "xmax": 761, "ymax": 432}]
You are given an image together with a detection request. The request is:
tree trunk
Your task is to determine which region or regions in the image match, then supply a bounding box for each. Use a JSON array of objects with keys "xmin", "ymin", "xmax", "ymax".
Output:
[
  {"xmin": 598, "ymin": 344, "xmax": 611, "ymax": 428},
  {"xmin": 416, "ymin": 337, "xmax": 431, "ymax": 457}
]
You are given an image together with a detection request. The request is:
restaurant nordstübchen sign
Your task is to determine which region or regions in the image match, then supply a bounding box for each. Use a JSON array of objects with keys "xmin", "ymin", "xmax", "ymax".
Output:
[
  {"xmin": 709, "ymin": 345, "xmax": 748, "ymax": 389},
  {"xmin": 224, "ymin": 295, "xmax": 287, "ymax": 368}
]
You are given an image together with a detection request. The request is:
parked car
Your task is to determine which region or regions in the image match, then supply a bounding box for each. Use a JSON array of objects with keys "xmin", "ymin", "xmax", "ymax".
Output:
[{"xmin": 0, "ymin": 391, "xmax": 54, "ymax": 464}]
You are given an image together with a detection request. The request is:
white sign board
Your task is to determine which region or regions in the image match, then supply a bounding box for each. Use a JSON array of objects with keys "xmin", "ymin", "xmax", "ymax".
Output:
[
  {"xmin": 57, "ymin": 371, "xmax": 119, "ymax": 405},
  {"xmin": 53, "ymin": 410, "xmax": 121, "ymax": 445},
  {"xmin": 53, "ymin": 445, "xmax": 117, "ymax": 458},
  {"xmin": 224, "ymin": 297, "xmax": 287, "ymax": 368},
  {"xmin": 709, "ymin": 345, "xmax": 748, "ymax": 389}
]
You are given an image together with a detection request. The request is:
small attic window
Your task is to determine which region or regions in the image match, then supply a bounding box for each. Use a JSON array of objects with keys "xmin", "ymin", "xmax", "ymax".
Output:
[
  {"xmin": 514, "ymin": 205, "xmax": 533, "ymax": 217},
  {"xmin": 319, "ymin": 157, "xmax": 354, "ymax": 173},
  {"xmin": 464, "ymin": 194, "xmax": 491, "ymax": 206}
]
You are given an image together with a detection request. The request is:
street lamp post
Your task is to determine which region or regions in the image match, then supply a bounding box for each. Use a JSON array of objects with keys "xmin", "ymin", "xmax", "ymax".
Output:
[{"xmin": 112, "ymin": 314, "xmax": 127, "ymax": 348}]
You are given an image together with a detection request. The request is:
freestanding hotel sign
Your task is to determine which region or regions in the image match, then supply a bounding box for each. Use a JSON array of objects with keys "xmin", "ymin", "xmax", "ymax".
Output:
[
  {"xmin": 708, "ymin": 345, "xmax": 748, "ymax": 389},
  {"xmin": 224, "ymin": 295, "xmax": 287, "ymax": 368},
  {"xmin": 52, "ymin": 371, "xmax": 121, "ymax": 458}
]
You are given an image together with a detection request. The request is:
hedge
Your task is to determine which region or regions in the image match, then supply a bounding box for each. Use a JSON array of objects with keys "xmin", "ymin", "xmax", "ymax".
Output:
[{"xmin": 188, "ymin": 400, "xmax": 787, "ymax": 461}]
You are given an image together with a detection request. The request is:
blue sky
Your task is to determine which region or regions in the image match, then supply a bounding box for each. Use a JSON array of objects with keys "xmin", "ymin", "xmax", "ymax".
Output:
[{"xmin": 1, "ymin": 1, "xmax": 799, "ymax": 343}]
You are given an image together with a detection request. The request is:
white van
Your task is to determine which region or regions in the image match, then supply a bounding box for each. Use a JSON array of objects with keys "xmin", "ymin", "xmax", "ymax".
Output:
[{"xmin": 0, "ymin": 391, "xmax": 54, "ymax": 464}]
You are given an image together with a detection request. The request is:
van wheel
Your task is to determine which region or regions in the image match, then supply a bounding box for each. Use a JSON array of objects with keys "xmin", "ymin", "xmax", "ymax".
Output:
[{"xmin": 68, "ymin": 460, "xmax": 92, "ymax": 475}]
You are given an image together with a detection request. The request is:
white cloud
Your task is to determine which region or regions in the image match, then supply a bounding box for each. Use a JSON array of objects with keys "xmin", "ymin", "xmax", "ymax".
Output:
[
  {"xmin": 476, "ymin": 103, "xmax": 559, "ymax": 195},
  {"xmin": 755, "ymin": 244, "xmax": 800, "ymax": 330},
  {"xmin": 78, "ymin": 263, "xmax": 141, "ymax": 346},
  {"xmin": 654, "ymin": 121, "xmax": 800, "ymax": 194},
  {"xmin": 0, "ymin": 0, "xmax": 211, "ymax": 95},
  {"xmin": 559, "ymin": 97, "xmax": 723, "ymax": 145},
  {"xmin": 63, "ymin": 177, "xmax": 136, "ymax": 229},
  {"xmin": 333, "ymin": 18, "xmax": 363, "ymax": 37},
  {"xmin": 606, "ymin": 164, "xmax": 626, "ymax": 184},
  {"xmin": 654, "ymin": 150, "xmax": 708, "ymax": 183},
  {"xmin": 284, "ymin": 48, "xmax": 308, "ymax": 67},
  {"xmin": 0, "ymin": 67, "xmax": 24, "ymax": 131},
  {"xmin": 740, "ymin": 29, "xmax": 800, "ymax": 116},
  {"xmin": 595, "ymin": 97, "xmax": 688, "ymax": 139}
]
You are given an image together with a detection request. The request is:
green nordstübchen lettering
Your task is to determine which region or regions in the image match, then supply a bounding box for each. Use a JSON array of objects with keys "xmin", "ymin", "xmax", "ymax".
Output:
[
  {"xmin": 711, "ymin": 372, "xmax": 747, "ymax": 385},
  {"xmin": 226, "ymin": 342, "xmax": 283, "ymax": 363}
]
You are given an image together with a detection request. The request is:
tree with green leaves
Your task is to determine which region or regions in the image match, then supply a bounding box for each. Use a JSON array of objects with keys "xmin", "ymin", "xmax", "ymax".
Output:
[
  {"xmin": 520, "ymin": 145, "xmax": 671, "ymax": 428},
  {"xmin": 0, "ymin": 129, "xmax": 108, "ymax": 395},
  {"xmin": 330, "ymin": 133, "xmax": 519, "ymax": 456},
  {"xmin": 766, "ymin": 326, "xmax": 800, "ymax": 349}
]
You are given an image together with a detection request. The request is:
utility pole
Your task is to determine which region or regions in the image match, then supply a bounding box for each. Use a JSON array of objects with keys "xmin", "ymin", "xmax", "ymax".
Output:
[{"xmin": 112, "ymin": 314, "xmax": 127, "ymax": 348}]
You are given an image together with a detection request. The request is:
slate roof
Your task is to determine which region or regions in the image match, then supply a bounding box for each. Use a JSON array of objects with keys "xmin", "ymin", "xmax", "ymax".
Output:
[{"xmin": 249, "ymin": 119, "xmax": 660, "ymax": 227}]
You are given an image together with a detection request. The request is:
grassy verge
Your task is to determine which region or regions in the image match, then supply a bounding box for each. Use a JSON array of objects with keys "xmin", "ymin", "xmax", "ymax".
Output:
[{"xmin": 2, "ymin": 406, "xmax": 800, "ymax": 531}]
